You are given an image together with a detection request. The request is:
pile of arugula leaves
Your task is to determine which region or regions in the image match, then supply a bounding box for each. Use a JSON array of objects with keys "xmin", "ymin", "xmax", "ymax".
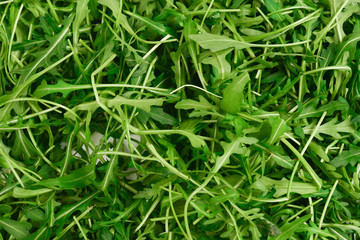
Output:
[{"xmin": 1, "ymin": 0, "xmax": 360, "ymax": 239}]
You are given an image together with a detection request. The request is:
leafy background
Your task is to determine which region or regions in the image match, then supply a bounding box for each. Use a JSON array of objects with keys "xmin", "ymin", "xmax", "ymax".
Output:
[{"xmin": 0, "ymin": 0, "xmax": 360, "ymax": 239}]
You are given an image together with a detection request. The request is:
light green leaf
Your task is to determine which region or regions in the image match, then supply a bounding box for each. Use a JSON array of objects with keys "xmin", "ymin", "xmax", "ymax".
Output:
[
  {"xmin": 149, "ymin": 107, "xmax": 177, "ymax": 125},
  {"xmin": 106, "ymin": 96, "xmax": 164, "ymax": 112},
  {"xmin": 299, "ymin": 224, "xmax": 336, "ymax": 239},
  {"xmin": 213, "ymin": 137, "xmax": 246, "ymax": 173},
  {"xmin": 303, "ymin": 118, "xmax": 355, "ymax": 140},
  {"xmin": 298, "ymin": 100, "xmax": 348, "ymax": 118},
  {"xmin": 34, "ymin": 79, "xmax": 82, "ymax": 98},
  {"xmin": 220, "ymin": 72, "xmax": 250, "ymax": 114},
  {"xmin": 268, "ymin": 117, "xmax": 291, "ymax": 145},
  {"xmin": 268, "ymin": 146, "xmax": 295, "ymax": 169},
  {"xmin": 309, "ymin": 142, "xmax": 330, "ymax": 162},
  {"xmin": 264, "ymin": 0, "xmax": 284, "ymax": 21},
  {"xmin": 13, "ymin": 187, "xmax": 53, "ymax": 198},
  {"xmin": 271, "ymin": 215, "xmax": 312, "ymax": 240},
  {"xmin": 14, "ymin": 14, "xmax": 74, "ymax": 85},
  {"xmin": 36, "ymin": 163, "xmax": 96, "ymax": 189},
  {"xmin": 98, "ymin": 0, "xmax": 120, "ymax": 16},
  {"xmin": 175, "ymin": 95, "xmax": 218, "ymax": 111},
  {"xmin": 0, "ymin": 218, "xmax": 32, "ymax": 240},
  {"xmin": 12, "ymin": 130, "xmax": 37, "ymax": 160},
  {"xmin": 190, "ymin": 32, "xmax": 250, "ymax": 52},
  {"xmin": 73, "ymin": 0, "xmax": 89, "ymax": 46},
  {"xmin": 252, "ymin": 177, "xmax": 319, "ymax": 197},
  {"xmin": 201, "ymin": 49, "xmax": 232, "ymax": 79},
  {"xmin": 330, "ymin": 145, "xmax": 360, "ymax": 167}
]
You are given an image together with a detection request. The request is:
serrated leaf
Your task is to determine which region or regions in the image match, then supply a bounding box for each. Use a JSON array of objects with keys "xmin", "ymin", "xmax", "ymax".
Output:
[
  {"xmin": 213, "ymin": 137, "xmax": 246, "ymax": 173},
  {"xmin": 220, "ymin": 72, "xmax": 250, "ymax": 114},
  {"xmin": 36, "ymin": 163, "xmax": 96, "ymax": 189},
  {"xmin": 268, "ymin": 117, "xmax": 291, "ymax": 145},
  {"xmin": 175, "ymin": 95, "xmax": 217, "ymax": 111},
  {"xmin": 106, "ymin": 96, "xmax": 164, "ymax": 112},
  {"xmin": 303, "ymin": 118, "xmax": 355, "ymax": 140},
  {"xmin": 252, "ymin": 177, "xmax": 319, "ymax": 198},
  {"xmin": 271, "ymin": 215, "xmax": 312, "ymax": 240},
  {"xmin": 330, "ymin": 145, "xmax": 360, "ymax": 167},
  {"xmin": 201, "ymin": 49, "xmax": 232, "ymax": 80},
  {"xmin": 14, "ymin": 15, "xmax": 73, "ymax": 85},
  {"xmin": 268, "ymin": 146, "xmax": 295, "ymax": 169},
  {"xmin": 298, "ymin": 99, "xmax": 348, "ymax": 118},
  {"xmin": 190, "ymin": 32, "xmax": 250, "ymax": 52},
  {"xmin": 34, "ymin": 80, "xmax": 82, "ymax": 98}
]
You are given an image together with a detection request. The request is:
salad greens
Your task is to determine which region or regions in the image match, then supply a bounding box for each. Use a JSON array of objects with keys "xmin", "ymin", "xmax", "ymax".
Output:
[{"xmin": 1, "ymin": 0, "xmax": 360, "ymax": 239}]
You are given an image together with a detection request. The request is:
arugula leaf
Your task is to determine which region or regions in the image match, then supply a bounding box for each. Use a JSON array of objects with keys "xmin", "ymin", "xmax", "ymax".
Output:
[
  {"xmin": 0, "ymin": 218, "xmax": 32, "ymax": 240},
  {"xmin": 14, "ymin": 14, "xmax": 74, "ymax": 85},
  {"xmin": 252, "ymin": 177, "xmax": 319, "ymax": 198},
  {"xmin": 303, "ymin": 118, "xmax": 355, "ymax": 140},
  {"xmin": 330, "ymin": 145, "xmax": 360, "ymax": 167},
  {"xmin": 190, "ymin": 32, "xmax": 250, "ymax": 52},
  {"xmin": 201, "ymin": 49, "xmax": 232, "ymax": 80},
  {"xmin": 271, "ymin": 215, "xmax": 312, "ymax": 240},
  {"xmin": 220, "ymin": 72, "xmax": 250, "ymax": 114},
  {"xmin": 149, "ymin": 107, "xmax": 177, "ymax": 125}
]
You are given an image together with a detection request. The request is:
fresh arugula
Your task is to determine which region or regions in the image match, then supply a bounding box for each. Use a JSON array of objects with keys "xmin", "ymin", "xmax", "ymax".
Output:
[{"xmin": 1, "ymin": 0, "xmax": 360, "ymax": 239}]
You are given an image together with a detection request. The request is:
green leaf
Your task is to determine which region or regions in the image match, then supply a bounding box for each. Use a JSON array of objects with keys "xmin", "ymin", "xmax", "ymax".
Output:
[
  {"xmin": 264, "ymin": 0, "xmax": 284, "ymax": 21},
  {"xmin": 34, "ymin": 80, "xmax": 80, "ymax": 98},
  {"xmin": 256, "ymin": 218, "xmax": 281, "ymax": 236},
  {"xmin": 298, "ymin": 99, "xmax": 348, "ymax": 118},
  {"xmin": 309, "ymin": 142, "xmax": 330, "ymax": 162},
  {"xmin": 303, "ymin": 118, "xmax": 355, "ymax": 140},
  {"xmin": 201, "ymin": 49, "xmax": 232, "ymax": 80},
  {"xmin": 14, "ymin": 14, "xmax": 74, "ymax": 85},
  {"xmin": 190, "ymin": 32, "xmax": 250, "ymax": 52},
  {"xmin": 54, "ymin": 191, "xmax": 99, "ymax": 221},
  {"xmin": 24, "ymin": 208, "xmax": 46, "ymax": 222},
  {"xmin": 124, "ymin": 10, "xmax": 173, "ymax": 36},
  {"xmin": 299, "ymin": 223, "xmax": 336, "ymax": 239},
  {"xmin": 0, "ymin": 218, "xmax": 32, "ymax": 240},
  {"xmin": 73, "ymin": 0, "xmax": 90, "ymax": 46},
  {"xmin": 268, "ymin": 117, "xmax": 291, "ymax": 145},
  {"xmin": 149, "ymin": 107, "xmax": 177, "ymax": 125},
  {"xmin": 330, "ymin": 145, "xmax": 360, "ymax": 167},
  {"xmin": 36, "ymin": 163, "xmax": 96, "ymax": 189},
  {"xmin": 271, "ymin": 215, "xmax": 312, "ymax": 240},
  {"xmin": 13, "ymin": 187, "xmax": 53, "ymax": 198},
  {"xmin": 252, "ymin": 177, "xmax": 319, "ymax": 198},
  {"xmin": 0, "ymin": 204, "xmax": 12, "ymax": 214},
  {"xmin": 268, "ymin": 146, "xmax": 295, "ymax": 169},
  {"xmin": 175, "ymin": 95, "xmax": 217, "ymax": 111},
  {"xmin": 106, "ymin": 96, "xmax": 164, "ymax": 112},
  {"xmin": 220, "ymin": 72, "xmax": 250, "ymax": 114},
  {"xmin": 98, "ymin": 0, "xmax": 120, "ymax": 16},
  {"xmin": 12, "ymin": 130, "xmax": 37, "ymax": 160},
  {"xmin": 213, "ymin": 137, "xmax": 246, "ymax": 173}
]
